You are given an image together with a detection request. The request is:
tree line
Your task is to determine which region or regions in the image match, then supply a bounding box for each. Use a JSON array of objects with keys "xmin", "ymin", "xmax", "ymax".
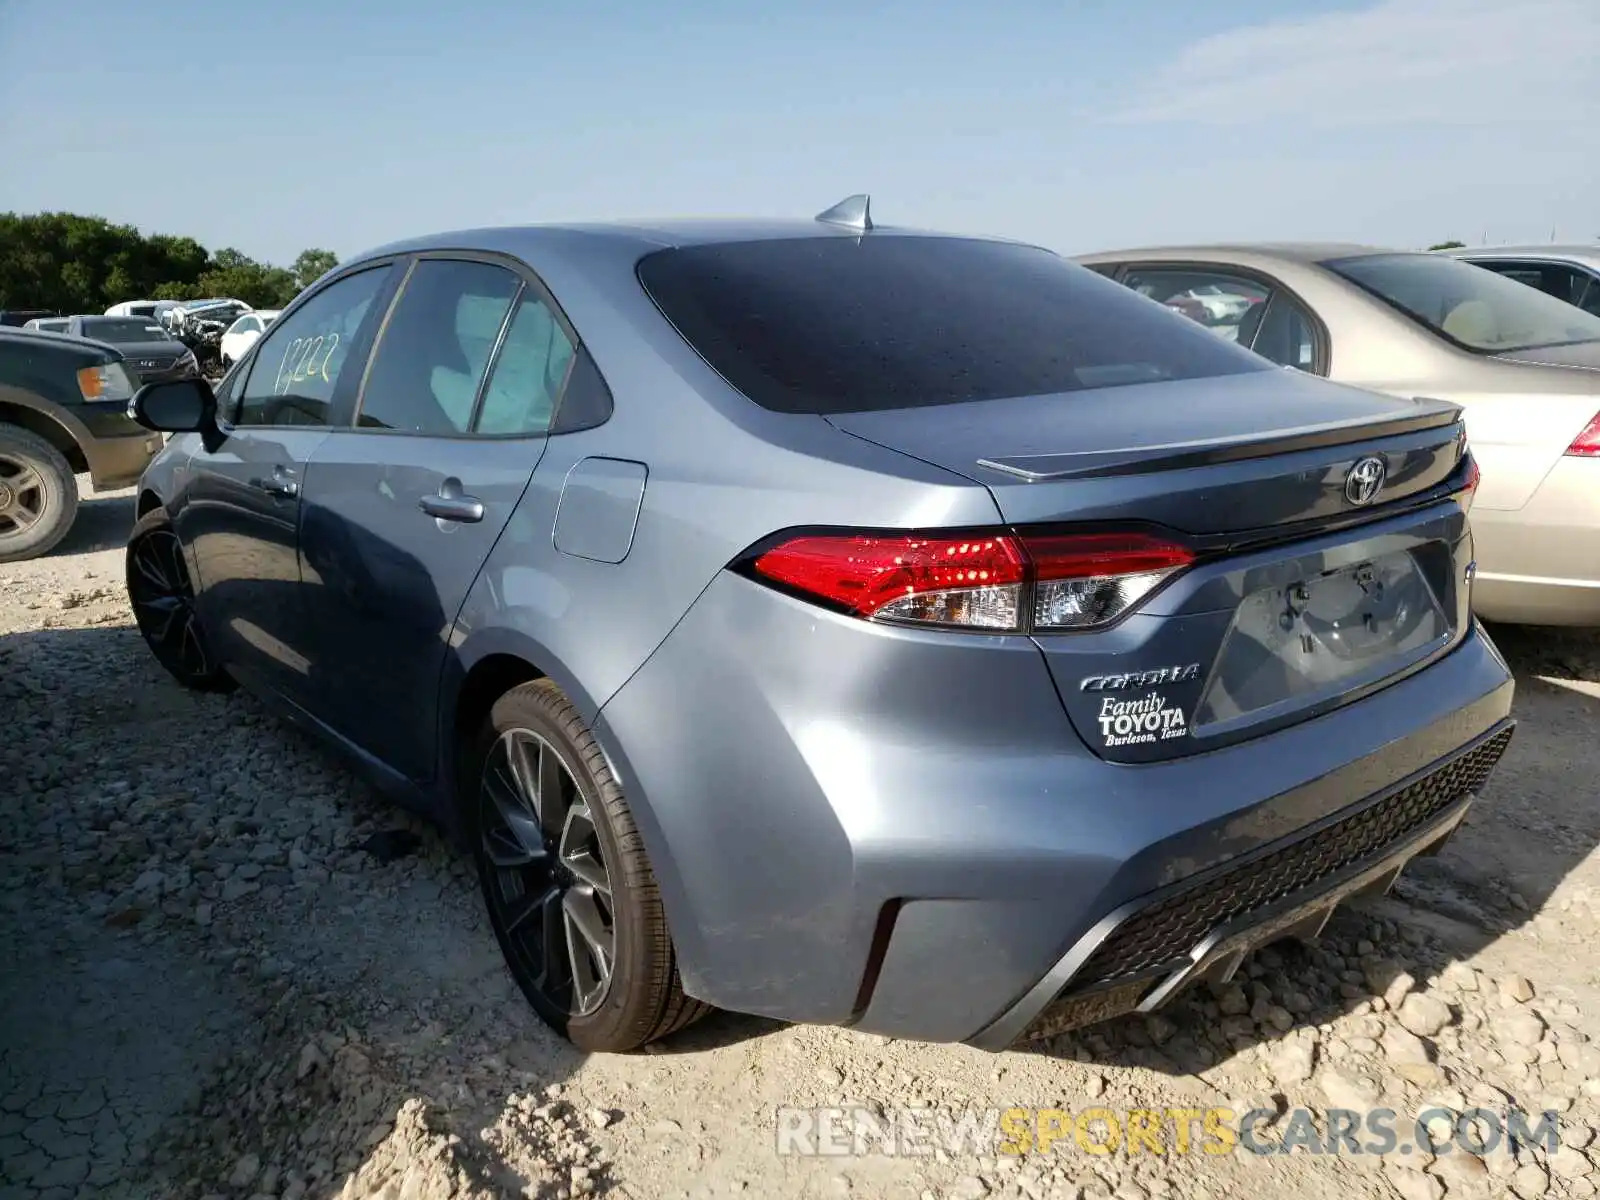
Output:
[{"xmin": 0, "ymin": 212, "xmax": 338, "ymax": 315}]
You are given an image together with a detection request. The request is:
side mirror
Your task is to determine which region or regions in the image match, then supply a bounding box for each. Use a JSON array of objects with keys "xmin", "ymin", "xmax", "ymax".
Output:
[{"xmin": 130, "ymin": 378, "xmax": 217, "ymax": 433}]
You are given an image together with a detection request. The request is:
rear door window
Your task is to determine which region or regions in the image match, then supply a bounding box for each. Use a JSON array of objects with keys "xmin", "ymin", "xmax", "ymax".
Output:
[
  {"xmin": 636, "ymin": 236, "xmax": 1270, "ymax": 415},
  {"xmin": 354, "ymin": 259, "xmax": 522, "ymax": 435},
  {"xmin": 475, "ymin": 293, "xmax": 575, "ymax": 436}
]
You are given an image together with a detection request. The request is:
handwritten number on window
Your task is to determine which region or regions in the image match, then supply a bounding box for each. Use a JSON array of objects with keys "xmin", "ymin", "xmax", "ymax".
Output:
[{"xmin": 273, "ymin": 332, "xmax": 341, "ymax": 395}]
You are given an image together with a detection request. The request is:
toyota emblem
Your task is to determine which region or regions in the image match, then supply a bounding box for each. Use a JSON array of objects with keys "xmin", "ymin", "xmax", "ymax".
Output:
[{"xmin": 1344, "ymin": 456, "xmax": 1386, "ymax": 506}]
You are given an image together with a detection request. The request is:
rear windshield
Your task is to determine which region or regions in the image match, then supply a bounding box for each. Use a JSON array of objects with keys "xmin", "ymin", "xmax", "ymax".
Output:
[
  {"xmin": 80, "ymin": 317, "xmax": 173, "ymax": 344},
  {"xmin": 1325, "ymin": 252, "xmax": 1600, "ymax": 354},
  {"xmin": 636, "ymin": 236, "xmax": 1272, "ymax": 414}
]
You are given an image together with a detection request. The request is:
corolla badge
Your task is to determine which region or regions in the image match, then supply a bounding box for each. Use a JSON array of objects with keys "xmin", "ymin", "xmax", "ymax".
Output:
[
  {"xmin": 1344, "ymin": 456, "xmax": 1386, "ymax": 507},
  {"xmin": 1079, "ymin": 663, "xmax": 1201, "ymax": 692}
]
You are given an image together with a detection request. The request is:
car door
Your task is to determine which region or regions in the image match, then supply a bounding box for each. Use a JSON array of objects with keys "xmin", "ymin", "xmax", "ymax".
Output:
[
  {"xmin": 177, "ymin": 263, "xmax": 398, "ymax": 703},
  {"xmin": 294, "ymin": 253, "xmax": 578, "ymax": 783},
  {"xmin": 1112, "ymin": 264, "xmax": 1330, "ymax": 374}
]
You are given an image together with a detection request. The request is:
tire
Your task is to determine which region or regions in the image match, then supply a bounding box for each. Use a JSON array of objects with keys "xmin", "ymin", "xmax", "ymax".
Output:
[
  {"xmin": 125, "ymin": 508, "xmax": 236, "ymax": 693},
  {"xmin": 0, "ymin": 422, "xmax": 78, "ymax": 563},
  {"xmin": 467, "ymin": 679, "xmax": 711, "ymax": 1052}
]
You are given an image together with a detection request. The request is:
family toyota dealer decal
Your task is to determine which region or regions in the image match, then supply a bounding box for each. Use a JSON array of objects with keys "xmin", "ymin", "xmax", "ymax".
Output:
[
  {"xmin": 1096, "ymin": 693, "xmax": 1188, "ymax": 746},
  {"xmin": 1079, "ymin": 662, "xmax": 1201, "ymax": 748}
]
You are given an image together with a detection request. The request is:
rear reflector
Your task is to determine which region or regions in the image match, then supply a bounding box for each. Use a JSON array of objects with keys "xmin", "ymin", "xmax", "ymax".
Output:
[
  {"xmin": 1566, "ymin": 412, "xmax": 1600, "ymax": 458},
  {"xmin": 749, "ymin": 530, "xmax": 1194, "ymax": 633}
]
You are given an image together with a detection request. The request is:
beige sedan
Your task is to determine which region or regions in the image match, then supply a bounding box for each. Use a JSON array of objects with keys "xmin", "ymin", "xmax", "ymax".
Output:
[{"xmin": 1074, "ymin": 243, "xmax": 1600, "ymax": 627}]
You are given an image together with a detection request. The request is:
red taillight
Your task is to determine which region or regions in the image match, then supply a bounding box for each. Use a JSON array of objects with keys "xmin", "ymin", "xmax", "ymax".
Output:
[
  {"xmin": 749, "ymin": 530, "xmax": 1194, "ymax": 632},
  {"xmin": 1566, "ymin": 412, "xmax": 1600, "ymax": 458},
  {"xmin": 1457, "ymin": 453, "xmax": 1481, "ymax": 513}
]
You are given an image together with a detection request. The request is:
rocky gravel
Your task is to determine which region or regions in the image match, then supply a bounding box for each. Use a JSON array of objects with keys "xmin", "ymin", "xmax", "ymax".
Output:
[{"xmin": 3, "ymin": 482, "xmax": 1600, "ymax": 1200}]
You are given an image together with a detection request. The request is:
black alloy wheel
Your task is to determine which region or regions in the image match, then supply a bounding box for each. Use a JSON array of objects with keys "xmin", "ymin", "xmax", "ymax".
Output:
[
  {"xmin": 125, "ymin": 511, "xmax": 234, "ymax": 692},
  {"xmin": 479, "ymin": 727, "xmax": 617, "ymax": 1018},
  {"xmin": 469, "ymin": 679, "xmax": 712, "ymax": 1052}
]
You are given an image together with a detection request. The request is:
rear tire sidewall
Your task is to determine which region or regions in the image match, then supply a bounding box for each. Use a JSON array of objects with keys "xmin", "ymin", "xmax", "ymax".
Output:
[
  {"xmin": 466, "ymin": 680, "xmax": 666, "ymax": 1052},
  {"xmin": 0, "ymin": 424, "xmax": 77, "ymax": 563}
]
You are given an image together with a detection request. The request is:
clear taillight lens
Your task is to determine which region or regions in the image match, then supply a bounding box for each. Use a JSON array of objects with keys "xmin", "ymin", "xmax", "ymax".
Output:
[{"xmin": 1023, "ymin": 533, "xmax": 1195, "ymax": 630}]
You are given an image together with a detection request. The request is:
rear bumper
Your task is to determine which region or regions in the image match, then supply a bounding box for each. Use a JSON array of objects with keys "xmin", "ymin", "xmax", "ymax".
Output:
[
  {"xmin": 597, "ymin": 567, "xmax": 1517, "ymax": 1045},
  {"xmin": 1470, "ymin": 456, "xmax": 1600, "ymax": 626},
  {"xmin": 969, "ymin": 719, "xmax": 1512, "ymax": 1049}
]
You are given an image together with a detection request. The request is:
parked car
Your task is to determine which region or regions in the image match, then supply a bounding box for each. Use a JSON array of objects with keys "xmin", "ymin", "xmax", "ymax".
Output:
[
  {"xmin": 106, "ymin": 299, "xmax": 167, "ymax": 319},
  {"xmin": 61, "ymin": 315, "xmax": 201, "ymax": 385},
  {"xmin": 0, "ymin": 309, "xmax": 61, "ymax": 328},
  {"xmin": 124, "ymin": 201, "xmax": 1514, "ymax": 1053},
  {"xmin": 219, "ymin": 309, "xmax": 281, "ymax": 369},
  {"xmin": 0, "ymin": 327, "xmax": 164, "ymax": 560},
  {"xmin": 1076, "ymin": 243, "xmax": 1600, "ymax": 627},
  {"xmin": 1440, "ymin": 245, "xmax": 1600, "ymax": 317},
  {"xmin": 22, "ymin": 317, "xmax": 71, "ymax": 334}
]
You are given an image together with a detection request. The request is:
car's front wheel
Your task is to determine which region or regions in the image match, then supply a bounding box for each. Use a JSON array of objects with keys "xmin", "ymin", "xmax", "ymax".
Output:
[
  {"xmin": 125, "ymin": 508, "xmax": 235, "ymax": 692},
  {"xmin": 467, "ymin": 679, "xmax": 711, "ymax": 1052},
  {"xmin": 0, "ymin": 423, "xmax": 78, "ymax": 563}
]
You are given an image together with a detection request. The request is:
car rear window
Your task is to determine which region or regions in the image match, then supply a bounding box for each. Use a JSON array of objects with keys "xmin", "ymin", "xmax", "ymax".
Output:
[
  {"xmin": 635, "ymin": 235, "xmax": 1272, "ymax": 414},
  {"xmin": 81, "ymin": 318, "xmax": 172, "ymax": 344}
]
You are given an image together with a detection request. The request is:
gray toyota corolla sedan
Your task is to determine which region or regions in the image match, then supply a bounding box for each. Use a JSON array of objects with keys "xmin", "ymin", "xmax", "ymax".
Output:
[{"xmin": 123, "ymin": 198, "xmax": 1515, "ymax": 1053}]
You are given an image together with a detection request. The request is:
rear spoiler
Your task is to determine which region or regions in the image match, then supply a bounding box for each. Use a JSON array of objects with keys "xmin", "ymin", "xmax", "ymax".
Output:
[{"xmin": 976, "ymin": 396, "xmax": 1464, "ymax": 482}]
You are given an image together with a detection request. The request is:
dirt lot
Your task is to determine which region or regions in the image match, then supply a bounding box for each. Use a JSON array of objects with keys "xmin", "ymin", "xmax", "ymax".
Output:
[{"xmin": 3, "ymin": 481, "xmax": 1599, "ymax": 1200}]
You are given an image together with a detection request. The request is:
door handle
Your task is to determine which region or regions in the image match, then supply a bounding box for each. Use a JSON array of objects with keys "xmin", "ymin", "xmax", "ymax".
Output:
[
  {"xmin": 419, "ymin": 493, "xmax": 484, "ymax": 523},
  {"xmin": 248, "ymin": 469, "xmax": 299, "ymax": 499}
]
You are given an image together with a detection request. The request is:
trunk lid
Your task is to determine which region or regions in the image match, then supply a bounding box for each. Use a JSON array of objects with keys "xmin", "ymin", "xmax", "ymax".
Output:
[
  {"xmin": 826, "ymin": 369, "xmax": 1464, "ymax": 533},
  {"xmin": 827, "ymin": 370, "xmax": 1475, "ymax": 764}
]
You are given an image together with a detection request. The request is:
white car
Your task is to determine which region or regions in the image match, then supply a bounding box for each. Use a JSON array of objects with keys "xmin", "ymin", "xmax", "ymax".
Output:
[
  {"xmin": 219, "ymin": 309, "xmax": 280, "ymax": 368},
  {"xmin": 1181, "ymin": 283, "xmax": 1259, "ymax": 321}
]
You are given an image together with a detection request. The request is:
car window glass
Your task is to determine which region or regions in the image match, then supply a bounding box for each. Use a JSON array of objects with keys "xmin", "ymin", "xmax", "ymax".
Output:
[
  {"xmin": 235, "ymin": 267, "xmax": 389, "ymax": 428},
  {"xmin": 1326, "ymin": 252, "xmax": 1600, "ymax": 353},
  {"xmin": 637, "ymin": 238, "xmax": 1271, "ymax": 415},
  {"xmin": 1547, "ymin": 267, "xmax": 1594, "ymax": 307},
  {"xmin": 1578, "ymin": 276, "xmax": 1600, "ymax": 317},
  {"xmin": 81, "ymin": 318, "xmax": 174, "ymax": 344},
  {"xmin": 475, "ymin": 293, "xmax": 575, "ymax": 435},
  {"xmin": 357, "ymin": 259, "xmax": 521, "ymax": 434},
  {"xmin": 1119, "ymin": 269, "xmax": 1271, "ymax": 345},
  {"xmin": 1248, "ymin": 295, "xmax": 1319, "ymax": 370},
  {"xmin": 1483, "ymin": 262, "xmax": 1593, "ymax": 309},
  {"xmin": 216, "ymin": 356, "xmax": 248, "ymax": 415}
]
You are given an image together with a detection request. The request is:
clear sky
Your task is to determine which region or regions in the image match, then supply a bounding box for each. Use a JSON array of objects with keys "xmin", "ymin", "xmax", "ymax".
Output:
[{"xmin": 2, "ymin": 0, "xmax": 1595, "ymax": 267}]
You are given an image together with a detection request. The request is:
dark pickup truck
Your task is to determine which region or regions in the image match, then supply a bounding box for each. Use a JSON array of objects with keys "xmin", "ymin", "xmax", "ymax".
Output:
[{"xmin": 0, "ymin": 327, "xmax": 165, "ymax": 561}]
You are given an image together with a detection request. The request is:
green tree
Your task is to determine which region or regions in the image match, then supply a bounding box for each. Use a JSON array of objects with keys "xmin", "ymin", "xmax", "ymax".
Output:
[
  {"xmin": 293, "ymin": 248, "xmax": 338, "ymax": 290},
  {"xmin": 0, "ymin": 212, "xmax": 325, "ymax": 313},
  {"xmin": 193, "ymin": 251, "xmax": 302, "ymax": 308},
  {"xmin": 1427, "ymin": 240, "xmax": 1467, "ymax": 251}
]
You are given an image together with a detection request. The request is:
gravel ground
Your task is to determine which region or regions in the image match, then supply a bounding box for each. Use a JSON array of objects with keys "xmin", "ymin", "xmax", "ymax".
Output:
[{"xmin": 3, "ymin": 480, "xmax": 1600, "ymax": 1200}]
